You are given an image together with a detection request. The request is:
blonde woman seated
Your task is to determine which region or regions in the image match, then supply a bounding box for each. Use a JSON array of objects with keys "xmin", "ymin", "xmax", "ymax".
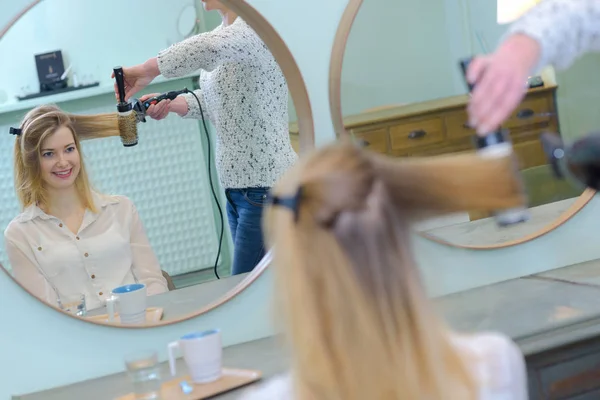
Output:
[
  {"xmin": 4, "ymin": 105, "xmax": 168, "ymax": 311},
  {"xmin": 240, "ymin": 142, "xmax": 528, "ymax": 399}
]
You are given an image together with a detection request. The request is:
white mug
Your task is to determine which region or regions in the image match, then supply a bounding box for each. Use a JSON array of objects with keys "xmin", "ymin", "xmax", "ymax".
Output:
[
  {"xmin": 106, "ymin": 283, "xmax": 147, "ymax": 325},
  {"xmin": 168, "ymin": 329, "xmax": 222, "ymax": 383}
]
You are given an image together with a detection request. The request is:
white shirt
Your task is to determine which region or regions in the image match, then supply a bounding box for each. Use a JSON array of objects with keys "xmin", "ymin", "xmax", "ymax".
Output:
[
  {"xmin": 237, "ymin": 331, "xmax": 528, "ymax": 400},
  {"xmin": 156, "ymin": 17, "xmax": 298, "ymax": 189},
  {"xmin": 4, "ymin": 192, "xmax": 168, "ymax": 310}
]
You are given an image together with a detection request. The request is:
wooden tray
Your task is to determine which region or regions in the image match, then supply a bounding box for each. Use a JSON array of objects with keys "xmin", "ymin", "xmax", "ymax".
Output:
[
  {"xmin": 115, "ymin": 368, "xmax": 262, "ymax": 400},
  {"xmin": 85, "ymin": 307, "xmax": 164, "ymax": 324}
]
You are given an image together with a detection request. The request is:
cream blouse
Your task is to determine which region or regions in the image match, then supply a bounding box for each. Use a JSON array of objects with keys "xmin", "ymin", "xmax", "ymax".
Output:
[{"xmin": 4, "ymin": 192, "xmax": 168, "ymax": 310}]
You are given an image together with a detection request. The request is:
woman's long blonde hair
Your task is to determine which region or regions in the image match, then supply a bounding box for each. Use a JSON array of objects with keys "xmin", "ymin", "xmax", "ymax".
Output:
[
  {"xmin": 263, "ymin": 141, "xmax": 526, "ymax": 400},
  {"xmin": 13, "ymin": 104, "xmax": 119, "ymax": 212}
]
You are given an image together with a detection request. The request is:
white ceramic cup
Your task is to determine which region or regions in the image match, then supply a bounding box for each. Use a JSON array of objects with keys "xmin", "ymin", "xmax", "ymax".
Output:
[
  {"xmin": 168, "ymin": 329, "xmax": 222, "ymax": 384},
  {"xmin": 106, "ymin": 283, "xmax": 147, "ymax": 325}
]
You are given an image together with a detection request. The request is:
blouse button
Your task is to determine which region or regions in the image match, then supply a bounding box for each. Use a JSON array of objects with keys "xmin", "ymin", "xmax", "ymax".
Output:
[
  {"xmin": 84, "ymin": 253, "xmax": 89, "ymax": 257},
  {"xmin": 76, "ymin": 236, "xmax": 80, "ymax": 240},
  {"xmin": 59, "ymin": 223, "xmax": 63, "ymax": 228},
  {"xmin": 99, "ymin": 292, "xmax": 103, "ymax": 296},
  {"xmin": 91, "ymin": 274, "xmax": 96, "ymax": 279},
  {"xmin": 37, "ymin": 246, "xmax": 42, "ymax": 251}
]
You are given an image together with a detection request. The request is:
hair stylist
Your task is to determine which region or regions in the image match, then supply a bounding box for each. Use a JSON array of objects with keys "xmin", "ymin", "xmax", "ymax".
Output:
[
  {"xmin": 466, "ymin": 0, "xmax": 600, "ymax": 135},
  {"xmin": 114, "ymin": 0, "xmax": 298, "ymax": 275}
]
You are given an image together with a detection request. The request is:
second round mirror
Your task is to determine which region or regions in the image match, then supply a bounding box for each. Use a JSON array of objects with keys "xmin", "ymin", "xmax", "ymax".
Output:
[{"xmin": 336, "ymin": 0, "xmax": 596, "ymax": 248}]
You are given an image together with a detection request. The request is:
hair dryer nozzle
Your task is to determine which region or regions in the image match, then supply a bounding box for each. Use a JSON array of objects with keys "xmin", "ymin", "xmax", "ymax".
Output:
[
  {"xmin": 540, "ymin": 132, "xmax": 566, "ymax": 179},
  {"xmin": 554, "ymin": 131, "xmax": 600, "ymax": 191},
  {"xmin": 131, "ymin": 98, "xmax": 147, "ymax": 123}
]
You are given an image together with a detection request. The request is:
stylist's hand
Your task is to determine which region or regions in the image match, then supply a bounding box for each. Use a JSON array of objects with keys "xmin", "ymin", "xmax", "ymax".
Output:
[
  {"xmin": 111, "ymin": 58, "xmax": 160, "ymax": 101},
  {"xmin": 139, "ymin": 93, "xmax": 171, "ymax": 120},
  {"xmin": 467, "ymin": 34, "xmax": 541, "ymax": 135}
]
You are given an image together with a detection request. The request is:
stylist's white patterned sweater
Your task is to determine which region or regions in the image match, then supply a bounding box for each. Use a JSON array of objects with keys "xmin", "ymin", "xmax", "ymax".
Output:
[
  {"xmin": 157, "ymin": 17, "xmax": 297, "ymax": 189},
  {"xmin": 504, "ymin": 0, "xmax": 600, "ymax": 73}
]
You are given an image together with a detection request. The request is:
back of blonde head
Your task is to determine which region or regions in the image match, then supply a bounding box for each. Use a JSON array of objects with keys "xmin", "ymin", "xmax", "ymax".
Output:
[
  {"xmin": 12, "ymin": 104, "xmax": 118, "ymax": 211},
  {"xmin": 263, "ymin": 141, "xmax": 526, "ymax": 400}
]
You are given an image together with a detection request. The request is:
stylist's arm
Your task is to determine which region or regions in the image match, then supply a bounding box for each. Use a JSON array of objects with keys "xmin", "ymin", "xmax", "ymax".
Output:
[{"xmin": 466, "ymin": 0, "xmax": 600, "ymax": 135}]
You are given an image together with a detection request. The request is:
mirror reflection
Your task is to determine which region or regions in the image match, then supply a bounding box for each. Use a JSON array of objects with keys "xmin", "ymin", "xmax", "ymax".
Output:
[
  {"xmin": 0, "ymin": 0, "xmax": 298, "ymax": 325},
  {"xmin": 340, "ymin": 0, "xmax": 597, "ymax": 247}
]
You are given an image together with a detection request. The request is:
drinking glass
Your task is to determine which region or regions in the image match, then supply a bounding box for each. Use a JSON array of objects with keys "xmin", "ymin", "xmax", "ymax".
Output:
[
  {"xmin": 125, "ymin": 350, "xmax": 162, "ymax": 400},
  {"xmin": 57, "ymin": 292, "xmax": 87, "ymax": 317}
]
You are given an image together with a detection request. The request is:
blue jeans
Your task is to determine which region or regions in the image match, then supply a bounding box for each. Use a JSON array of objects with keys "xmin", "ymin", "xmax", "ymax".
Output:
[{"xmin": 225, "ymin": 187, "xmax": 268, "ymax": 275}]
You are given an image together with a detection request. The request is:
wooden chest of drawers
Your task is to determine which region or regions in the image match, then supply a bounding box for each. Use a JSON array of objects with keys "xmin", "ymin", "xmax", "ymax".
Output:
[
  {"xmin": 289, "ymin": 85, "xmax": 558, "ymax": 168},
  {"xmin": 345, "ymin": 85, "xmax": 559, "ymax": 171}
]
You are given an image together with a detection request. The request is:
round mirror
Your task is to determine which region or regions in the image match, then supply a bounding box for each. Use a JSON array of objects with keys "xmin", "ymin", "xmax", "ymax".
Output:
[
  {"xmin": 0, "ymin": 0, "xmax": 312, "ymax": 326},
  {"xmin": 177, "ymin": 4, "xmax": 200, "ymax": 40},
  {"xmin": 331, "ymin": 0, "xmax": 596, "ymax": 249}
]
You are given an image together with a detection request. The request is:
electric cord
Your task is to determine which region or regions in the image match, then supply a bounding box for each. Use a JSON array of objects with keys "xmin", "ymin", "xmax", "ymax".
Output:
[{"xmin": 186, "ymin": 89, "xmax": 224, "ymax": 280}]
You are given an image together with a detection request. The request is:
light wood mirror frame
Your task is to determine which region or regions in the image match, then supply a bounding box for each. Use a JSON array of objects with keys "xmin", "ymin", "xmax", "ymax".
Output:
[
  {"xmin": 0, "ymin": 0, "xmax": 314, "ymax": 327},
  {"xmin": 327, "ymin": 0, "xmax": 596, "ymax": 250}
]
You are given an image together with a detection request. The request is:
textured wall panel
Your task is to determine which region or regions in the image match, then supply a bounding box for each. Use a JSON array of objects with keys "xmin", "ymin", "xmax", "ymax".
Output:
[{"xmin": 0, "ymin": 103, "xmax": 220, "ymax": 277}]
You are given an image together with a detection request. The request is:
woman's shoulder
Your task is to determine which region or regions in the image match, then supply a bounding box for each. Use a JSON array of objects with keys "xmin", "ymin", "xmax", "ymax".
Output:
[
  {"xmin": 94, "ymin": 192, "xmax": 134, "ymax": 209},
  {"xmin": 229, "ymin": 18, "xmax": 268, "ymax": 47},
  {"xmin": 453, "ymin": 330, "xmax": 523, "ymax": 367},
  {"xmin": 4, "ymin": 215, "xmax": 25, "ymax": 239},
  {"xmin": 92, "ymin": 193, "xmax": 141, "ymax": 221},
  {"xmin": 4, "ymin": 208, "xmax": 37, "ymax": 239},
  {"xmin": 452, "ymin": 331, "xmax": 526, "ymax": 394},
  {"xmin": 454, "ymin": 330, "xmax": 519, "ymax": 352}
]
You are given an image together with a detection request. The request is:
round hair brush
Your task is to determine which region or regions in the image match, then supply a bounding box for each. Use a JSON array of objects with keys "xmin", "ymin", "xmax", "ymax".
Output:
[
  {"xmin": 116, "ymin": 110, "xmax": 139, "ymax": 147},
  {"xmin": 113, "ymin": 66, "xmax": 139, "ymax": 147}
]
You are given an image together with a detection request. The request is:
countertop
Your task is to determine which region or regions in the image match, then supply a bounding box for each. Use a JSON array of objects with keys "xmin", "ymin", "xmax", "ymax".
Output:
[{"xmin": 15, "ymin": 258, "xmax": 600, "ymax": 400}]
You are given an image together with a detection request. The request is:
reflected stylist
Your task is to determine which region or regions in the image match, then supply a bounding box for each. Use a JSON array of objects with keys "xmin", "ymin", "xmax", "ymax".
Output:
[{"xmin": 115, "ymin": 0, "xmax": 297, "ymax": 275}]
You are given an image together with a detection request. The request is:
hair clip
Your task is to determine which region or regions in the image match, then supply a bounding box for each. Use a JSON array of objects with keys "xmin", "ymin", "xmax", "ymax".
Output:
[
  {"xmin": 9, "ymin": 127, "xmax": 22, "ymax": 136},
  {"xmin": 267, "ymin": 186, "xmax": 303, "ymax": 222}
]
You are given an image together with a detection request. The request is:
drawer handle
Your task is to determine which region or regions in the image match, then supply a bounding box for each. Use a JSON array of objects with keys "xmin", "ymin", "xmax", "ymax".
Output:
[
  {"xmin": 408, "ymin": 129, "xmax": 427, "ymax": 139},
  {"xmin": 517, "ymin": 108, "xmax": 535, "ymax": 119},
  {"xmin": 356, "ymin": 138, "xmax": 370, "ymax": 147}
]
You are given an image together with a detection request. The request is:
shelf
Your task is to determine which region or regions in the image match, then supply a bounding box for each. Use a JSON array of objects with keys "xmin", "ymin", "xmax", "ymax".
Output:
[
  {"xmin": 0, "ymin": 73, "xmax": 199, "ymax": 115},
  {"xmin": 16, "ymin": 82, "xmax": 101, "ymax": 101}
]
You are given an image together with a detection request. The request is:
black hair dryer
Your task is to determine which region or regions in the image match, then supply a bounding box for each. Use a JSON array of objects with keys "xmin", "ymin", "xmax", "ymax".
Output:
[{"xmin": 541, "ymin": 131, "xmax": 600, "ymax": 191}]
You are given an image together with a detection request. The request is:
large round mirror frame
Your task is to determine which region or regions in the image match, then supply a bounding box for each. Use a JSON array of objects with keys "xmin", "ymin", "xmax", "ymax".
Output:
[
  {"xmin": 327, "ymin": 0, "xmax": 596, "ymax": 250},
  {"xmin": 0, "ymin": 0, "xmax": 315, "ymax": 327}
]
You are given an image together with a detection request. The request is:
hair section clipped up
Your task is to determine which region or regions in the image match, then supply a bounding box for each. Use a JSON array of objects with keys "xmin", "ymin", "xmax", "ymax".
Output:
[{"xmin": 263, "ymin": 139, "xmax": 526, "ymax": 400}]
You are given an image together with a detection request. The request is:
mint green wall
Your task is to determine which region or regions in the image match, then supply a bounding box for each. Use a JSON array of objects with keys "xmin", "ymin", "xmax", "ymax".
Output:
[
  {"xmin": 341, "ymin": 0, "xmax": 462, "ymax": 115},
  {"xmin": 0, "ymin": 0, "xmax": 196, "ymax": 102},
  {"xmin": 0, "ymin": 0, "xmax": 33, "ymax": 36},
  {"xmin": 198, "ymin": 1, "xmax": 225, "ymax": 30},
  {"xmin": 554, "ymin": 54, "xmax": 600, "ymax": 142},
  {"xmin": 3, "ymin": 1, "xmax": 600, "ymax": 400}
]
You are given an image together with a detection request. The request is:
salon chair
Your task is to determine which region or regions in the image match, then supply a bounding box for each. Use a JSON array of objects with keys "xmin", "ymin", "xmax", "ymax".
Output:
[{"xmin": 161, "ymin": 270, "xmax": 176, "ymax": 291}]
